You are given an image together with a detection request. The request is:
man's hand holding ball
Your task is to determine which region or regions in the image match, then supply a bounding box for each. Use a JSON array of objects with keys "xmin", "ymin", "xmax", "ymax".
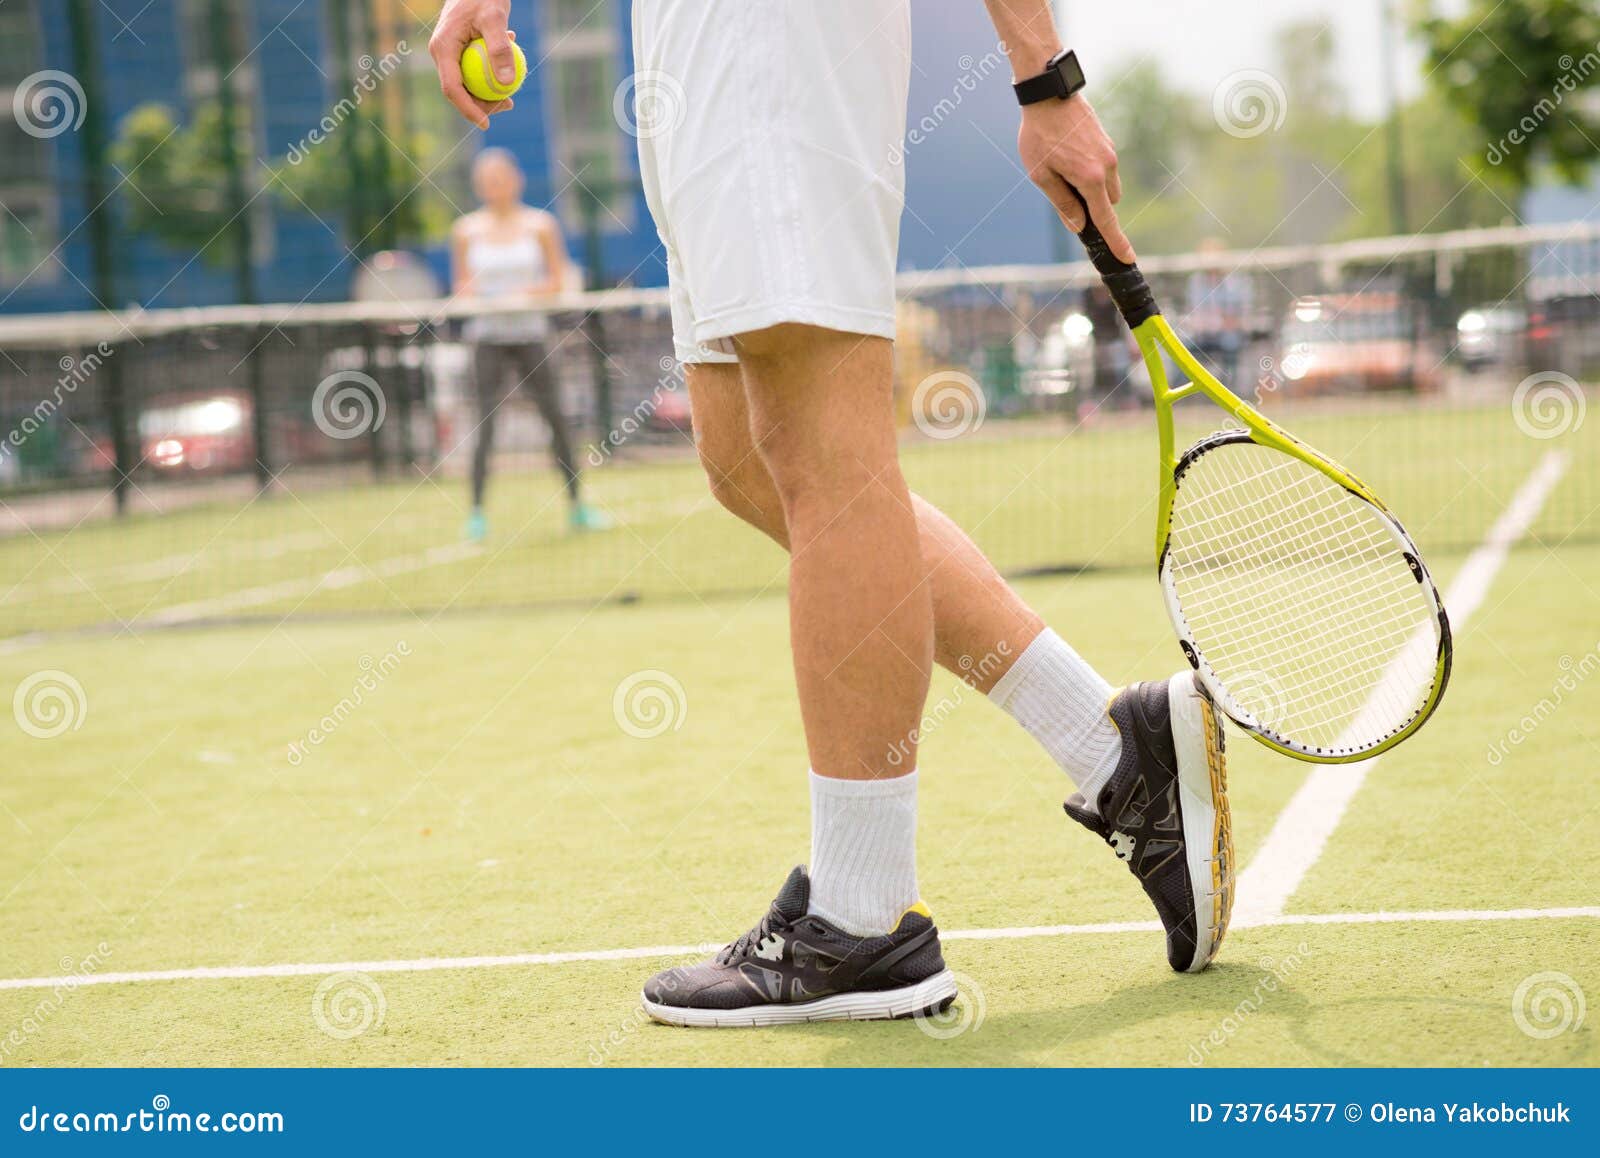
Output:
[{"xmin": 429, "ymin": 0, "xmax": 522, "ymax": 128}]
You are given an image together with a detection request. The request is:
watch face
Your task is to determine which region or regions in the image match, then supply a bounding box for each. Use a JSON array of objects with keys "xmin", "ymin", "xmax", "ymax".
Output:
[{"xmin": 1056, "ymin": 52, "xmax": 1085, "ymax": 92}]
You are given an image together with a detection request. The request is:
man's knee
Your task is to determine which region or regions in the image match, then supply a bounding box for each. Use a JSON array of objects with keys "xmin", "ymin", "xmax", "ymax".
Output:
[
  {"xmin": 686, "ymin": 363, "xmax": 786, "ymax": 541},
  {"xmin": 699, "ymin": 443, "xmax": 777, "ymax": 532},
  {"xmin": 734, "ymin": 326, "xmax": 898, "ymax": 509}
]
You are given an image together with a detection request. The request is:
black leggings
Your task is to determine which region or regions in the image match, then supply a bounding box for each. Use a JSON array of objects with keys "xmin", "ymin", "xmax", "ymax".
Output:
[{"xmin": 471, "ymin": 341, "xmax": 580, "ymax": 508}]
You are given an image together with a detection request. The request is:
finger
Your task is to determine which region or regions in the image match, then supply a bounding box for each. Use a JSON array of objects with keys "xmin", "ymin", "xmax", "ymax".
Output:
[
  {"xmin": 1083, "ymin": 182, "xmax": 1136, "ymax": 263},
  {"xmin": 1107, "ymin": 163, "xmax": 1123, "ymax": 206},
  {"xmin": 482, "ymin": 23, "xmax": 518, "ymax": 88},
  {"xmin": 1034, "ymin": 171, "xmax": 1085, "ymax": 234},
  {"xmin": 440, "ymin": 74, "xmax": 491, "ymax": 129}
]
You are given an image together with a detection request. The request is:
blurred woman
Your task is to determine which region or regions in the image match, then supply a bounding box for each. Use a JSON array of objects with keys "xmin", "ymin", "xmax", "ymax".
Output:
[{"xmin": 452, "ymin": 147, "xmax": 607, "ymax": 539}]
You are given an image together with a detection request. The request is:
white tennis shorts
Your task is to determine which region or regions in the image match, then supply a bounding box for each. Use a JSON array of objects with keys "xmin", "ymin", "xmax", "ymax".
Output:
[{"xmin": 630, "ymin": 0, "xmax": 911, "ymax": 364}]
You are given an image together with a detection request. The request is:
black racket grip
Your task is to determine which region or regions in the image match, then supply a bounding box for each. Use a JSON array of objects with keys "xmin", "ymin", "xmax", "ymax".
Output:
[{"xmin": 1069, "ymin": 186, "xmax": 1160, "ymax": 328}]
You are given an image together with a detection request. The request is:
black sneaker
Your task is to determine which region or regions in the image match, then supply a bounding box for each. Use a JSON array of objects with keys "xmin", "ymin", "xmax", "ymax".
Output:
[
  {"xmin": 1064, "ymin": 672, "xmax": 1234, "ymax": 973},
  {"xmin": 641, "ymin": 866, "xmax": 957, "ymax": 1027}
]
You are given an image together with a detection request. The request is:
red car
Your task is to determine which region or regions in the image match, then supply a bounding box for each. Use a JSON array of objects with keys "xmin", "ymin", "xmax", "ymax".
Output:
[{"xmin": 1275, "ymin": 294, "xmax": 1441, "ymax": 396}]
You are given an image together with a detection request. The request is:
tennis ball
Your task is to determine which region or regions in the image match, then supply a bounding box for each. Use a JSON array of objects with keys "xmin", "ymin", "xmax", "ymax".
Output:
[{"xmin": 460, "ymin": 37, "xmax": 527, "ymax": 102}]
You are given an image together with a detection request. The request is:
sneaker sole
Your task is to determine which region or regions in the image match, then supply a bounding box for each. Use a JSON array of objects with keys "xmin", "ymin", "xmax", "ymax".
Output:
[
  {"xmin": 641, "ymin": 968, "xmax": 959, "ymax": 1028},
  {"xmin": 1168, "ymin": 672, "xmax": 1234, "ymax": 972}
]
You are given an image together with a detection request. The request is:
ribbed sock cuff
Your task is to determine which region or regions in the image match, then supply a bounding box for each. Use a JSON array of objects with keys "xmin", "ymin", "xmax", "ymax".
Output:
[{"xmin": 808, "ymin": 770, "xmax": 919, "ymax": 937}]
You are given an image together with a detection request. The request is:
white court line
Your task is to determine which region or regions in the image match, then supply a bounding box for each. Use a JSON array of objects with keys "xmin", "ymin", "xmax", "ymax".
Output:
[
  {"xmin": 1232, "ymin": 449, "xmax": 1572, "ymax": 924},
  {"xmin": 139, "ymin": 542, "xmax": 482, "ymax": 627},
  {"xmin": 1, "ymin": 906, "xmax": 1594, "ymax": 993}
]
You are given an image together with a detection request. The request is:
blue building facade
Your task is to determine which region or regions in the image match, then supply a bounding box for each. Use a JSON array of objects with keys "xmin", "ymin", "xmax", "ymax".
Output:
[
  {"xmin": 0, "ymin": 0, "xmax": 662, "ymax": 314},
  {"xmin": 1, "ymin": 0, "xmax": 1061, "ymax": 316}
]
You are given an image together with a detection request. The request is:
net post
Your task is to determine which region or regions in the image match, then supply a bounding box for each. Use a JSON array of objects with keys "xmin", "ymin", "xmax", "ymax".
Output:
[
  {"xmin": 102, "ymin": 339, "xmax": 133, "ymax": 513},
  {"xmin": 362, "ymin": 323, "xmax": 385, "ymax": 479},
  {"xmin": 248, "ymin": 324, "xmax": 272, "ymax": 493}
]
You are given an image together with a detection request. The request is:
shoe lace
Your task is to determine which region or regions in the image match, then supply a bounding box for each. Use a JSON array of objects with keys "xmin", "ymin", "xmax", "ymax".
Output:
[{"xmin": 717, "ymin": 908, "xmax": 787, "ymax": 965}]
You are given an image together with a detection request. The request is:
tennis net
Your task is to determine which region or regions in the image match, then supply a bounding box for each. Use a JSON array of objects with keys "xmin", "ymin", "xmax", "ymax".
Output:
[{"xmin": 2, "ymin": 222, "xmax": 1596, "ymax": 638}]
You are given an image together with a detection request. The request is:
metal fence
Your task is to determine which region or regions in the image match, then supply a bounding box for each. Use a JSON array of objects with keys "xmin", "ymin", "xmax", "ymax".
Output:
[{"xmin": 2, "ymin": 222, "xmax": 1596, "ymax": 637}]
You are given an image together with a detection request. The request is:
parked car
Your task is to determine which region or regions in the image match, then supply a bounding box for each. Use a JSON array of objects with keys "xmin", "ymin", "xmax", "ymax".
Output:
[
  {"xmin": 138, "ymin": 390, "xmax": 326, "ymax": 475},
  {"xmin": 1528, "ymin": 295, "xmax": 1600, "ymax": 379},
  {"xmin": 1455, "ymin": 306, "xmax": 1527, "ymax": 371},
  {"xmin": 1275, "ymin": 293, "xmax": 1441, "ymax": 395},
  {"xmin": 140, "ymin": 391, "xmax": 255, "ymax": 474},
  {"xmin": 1021, "ymin": 311, "xmax": 1096, "ymax": 399}
]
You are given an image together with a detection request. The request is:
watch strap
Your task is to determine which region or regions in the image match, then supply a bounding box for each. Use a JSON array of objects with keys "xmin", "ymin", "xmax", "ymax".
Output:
[{"xmin": 1013, "ymin": 49, "xmax": 1085, "ymax": 106}]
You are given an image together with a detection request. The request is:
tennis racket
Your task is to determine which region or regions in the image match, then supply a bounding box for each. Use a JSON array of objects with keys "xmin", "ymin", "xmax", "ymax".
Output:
[{"xmin": 1073, "ymin": 197, "xmax": 1451, "ymax": 763}]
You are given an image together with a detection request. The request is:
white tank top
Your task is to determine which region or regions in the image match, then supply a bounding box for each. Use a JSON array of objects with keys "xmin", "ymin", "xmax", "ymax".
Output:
[{"xmin": 463, "ymin": 230, "xmax": 552, "ymax": 343}]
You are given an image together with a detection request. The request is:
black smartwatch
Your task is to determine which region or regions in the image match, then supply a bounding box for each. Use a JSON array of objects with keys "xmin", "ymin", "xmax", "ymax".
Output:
[{"xmin": 1013, "ymin": 49, "xmax": 1085, "ymax": 106}]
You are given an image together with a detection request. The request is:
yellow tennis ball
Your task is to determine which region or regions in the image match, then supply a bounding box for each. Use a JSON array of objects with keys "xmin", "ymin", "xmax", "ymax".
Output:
[{"xmin": 460, "ymin": 37, "xmax": 527, "ymax": 101}]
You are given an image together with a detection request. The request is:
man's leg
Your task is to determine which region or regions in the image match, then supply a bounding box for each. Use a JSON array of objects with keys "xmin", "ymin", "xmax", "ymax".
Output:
[
  {"xmin": 691, "ymin": 362, "xmax": 1038, "ymax": 690},
  {"xmin": 732, "ymin": 325, "xmax": 932, "ymax": 782},
  {"xmin": 689, "ymin": 360, "xmax": 1122, "ymax": 807},
  {"xmin": 685, "ymin": 350, "xmax": 1231, "ymax": 974}
]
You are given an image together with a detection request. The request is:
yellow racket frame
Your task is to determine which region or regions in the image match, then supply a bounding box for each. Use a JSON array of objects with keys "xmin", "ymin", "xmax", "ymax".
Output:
[{"xmin": 1134, "ymin": 315, "xmax": 1452, "ymax": 763}]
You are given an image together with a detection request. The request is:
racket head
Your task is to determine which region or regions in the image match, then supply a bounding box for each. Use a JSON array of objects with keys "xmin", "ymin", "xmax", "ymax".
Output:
[{"xmin": 1158, "ymin": 429, "xmax": 1452, "ymax": 763}]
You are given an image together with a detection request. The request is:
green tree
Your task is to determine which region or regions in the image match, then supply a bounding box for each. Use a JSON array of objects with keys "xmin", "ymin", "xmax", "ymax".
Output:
[
  {"xmin": 266, "ymin": 107, "xmax": 447, "ymax": 252},
  {"xmin": 1413, "ymin": 0, "xmax": 1600, "ymax": 191},
  {"xmin": 1095, "ymin": 58, "xmax": 1209, "ymax": 252},
  {"xmin": 110, "ymin": 102, "xmax": 241, "ymax": 267},
  {"xmin": 1338, "ymin": 87, "xmax": 1521, "ymax": 238}
]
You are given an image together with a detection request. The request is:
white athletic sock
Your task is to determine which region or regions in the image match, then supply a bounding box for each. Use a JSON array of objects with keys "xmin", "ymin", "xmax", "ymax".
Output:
[
  {"xmin": 808, "ymin": 770, "xmax": 919, "ymax": 937},
  {"xmin": 988, "ymin": 628, "xmax": 1122, "ymax": 813}
]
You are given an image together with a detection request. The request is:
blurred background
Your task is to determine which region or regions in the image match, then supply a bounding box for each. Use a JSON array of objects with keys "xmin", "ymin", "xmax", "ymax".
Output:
[{"xmin": 0, "ymin": 0, "xmax": 1596, "ymax": 633}]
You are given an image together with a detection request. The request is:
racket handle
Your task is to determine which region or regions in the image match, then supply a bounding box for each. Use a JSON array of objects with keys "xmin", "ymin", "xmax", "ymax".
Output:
[{"xmin": 1068, "ymin": 185, "xmax": 1160, "ymax": 328}]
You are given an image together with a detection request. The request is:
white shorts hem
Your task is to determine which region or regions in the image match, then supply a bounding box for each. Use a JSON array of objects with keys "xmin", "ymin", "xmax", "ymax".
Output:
[{"xmin": 689, "ymin": 302, "xmax": 896, "ymax": 356}]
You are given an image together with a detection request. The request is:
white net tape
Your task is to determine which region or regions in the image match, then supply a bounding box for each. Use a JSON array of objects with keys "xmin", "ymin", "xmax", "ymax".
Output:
[{"xmin": 1168, "ymin": 439, "xmax": 1440, "ymax": 753}]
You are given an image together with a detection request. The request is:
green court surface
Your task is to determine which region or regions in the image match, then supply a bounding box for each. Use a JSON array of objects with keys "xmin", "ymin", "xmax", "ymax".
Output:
[
  {"xmin": 2, "ymin": 537, "xmax": 1597, "ymax": 1066},
  {"xmin": 5, "ymin": 401, "xmax": 1593, "ymax": 639}
]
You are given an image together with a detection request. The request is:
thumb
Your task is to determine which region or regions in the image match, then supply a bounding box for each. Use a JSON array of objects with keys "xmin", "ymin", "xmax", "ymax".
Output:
[{"xmin": 482, "ymin": 24, "xmax": 517, "ymax": 84}]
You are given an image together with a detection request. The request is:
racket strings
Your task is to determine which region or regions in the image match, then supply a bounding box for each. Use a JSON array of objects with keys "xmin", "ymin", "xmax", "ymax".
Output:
[
  {"xmin": 1174, "ymin": 467, "xmax": 1430, "ymax": 744},
  {"xmin": 1168, "ymin": 442, "xmax": 1438, "ymax": 751},
  {"xmin": 1177, "ymin": 500, "xmax": 1425, "ymax": 738}
]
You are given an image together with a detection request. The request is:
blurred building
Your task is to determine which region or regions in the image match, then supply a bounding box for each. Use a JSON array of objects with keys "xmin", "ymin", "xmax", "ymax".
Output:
[
  {"xmin": 0, "ymin": 0, "xmax": 660, "ymax": 313},
  {"xmin": 1, "ymin": 0, "xmax": 1088, "ymax": 315}
]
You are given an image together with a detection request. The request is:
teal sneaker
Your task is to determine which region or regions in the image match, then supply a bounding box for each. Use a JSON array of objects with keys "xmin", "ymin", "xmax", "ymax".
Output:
[
  {"xmin": 568, "ymin": 502, "xmax": 613, "ymax": 532},
  {"xmin": 464, "ymin": 508, "xmax": 488, "ymax": 542}
]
